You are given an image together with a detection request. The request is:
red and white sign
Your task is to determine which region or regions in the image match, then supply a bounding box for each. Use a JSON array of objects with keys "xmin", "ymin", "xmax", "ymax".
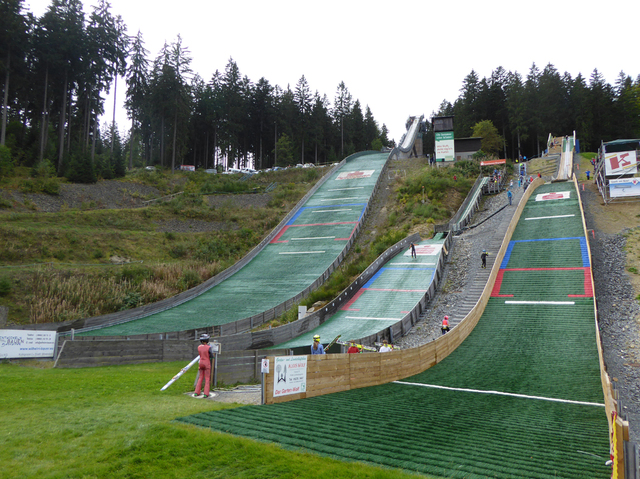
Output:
[
  {"xmin": 273, "ymin": 355, "xmax": 307, "ymax": 398},
  {"xmin": 480, "ymin": 159, "xmax": 506, "ymax": 166},
  {"xmin": 404, "ymin": 244, "xmax": 442, "ymax": 257},
  {"xmin": 336, "ymin": 170, "xmax": 375, "ymax": 180},
  {"xmin": 604, "ymin": 151, "xmax": 637, "ymax": 176},
  {"xmin": 535, "ymin": 191, "xmax": 571, "ymax": 202}
]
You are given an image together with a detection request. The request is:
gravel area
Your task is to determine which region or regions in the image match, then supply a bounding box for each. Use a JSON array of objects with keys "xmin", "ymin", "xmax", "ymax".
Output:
[
  {"xmin": 187, "ymin": 386, "xmax": 262, "ymax": 405},
  {"xmin": 6, "ymin": 180, "xmax": 162, "ymax": 212},
  {"xmin": 582, "ymin": 193, "xmax": 640, "ymax": 452}
]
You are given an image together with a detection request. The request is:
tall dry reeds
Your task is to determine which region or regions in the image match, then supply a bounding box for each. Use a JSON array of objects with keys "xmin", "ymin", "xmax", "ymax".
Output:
[{"xmin": 28, "ymin": 261, "xmax": 222, "ymax": 324}]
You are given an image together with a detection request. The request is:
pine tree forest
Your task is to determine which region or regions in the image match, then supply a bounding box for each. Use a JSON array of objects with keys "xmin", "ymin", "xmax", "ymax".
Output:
[
  {"xmin": 2, "ymin": 1, "xmax": 639, "ymax": 183},
  {"xmin": 0, "ymin": 0, "xmax": 392, "ymax": 181},
  {"xmin": 429, "ymin": 64, "xmax": 640, "ymax": 159}
]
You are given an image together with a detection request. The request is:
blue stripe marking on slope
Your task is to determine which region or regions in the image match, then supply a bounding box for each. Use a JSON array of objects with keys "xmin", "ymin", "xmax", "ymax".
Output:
[{"xmin": 501, "ymin": 237, "xmax": 589, "ymax": 268}]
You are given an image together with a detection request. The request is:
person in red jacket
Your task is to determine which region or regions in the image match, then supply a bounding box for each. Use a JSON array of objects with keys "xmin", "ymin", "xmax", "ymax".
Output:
[
  {"xmin": 347, "ymin": 341, "xmax": 360, "ymax": 354},
  {"xmin": 441, "ymin": 315, "xmax": 450, "ymax": 335},
  {"xmin": 193, "ymin": 334, "xmax": 214, "ymax": 398}
]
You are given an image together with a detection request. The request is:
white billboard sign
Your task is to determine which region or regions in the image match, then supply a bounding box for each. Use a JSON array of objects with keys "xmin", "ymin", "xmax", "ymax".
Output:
[
  {"xmin": 609, "ymin": 177, "xmax": 640, "ymax": 198},
  {"xmin": 273, "ymin": 355, "xmax": 307, "ymax": 397},
  {"xmin": 604, "ymin": 150, "xmax": 637, "ymax": 176},
  {"xmin": 435, "ymin": 131, "xmax": 455, "ymax": 162},
  {"xmin": 0, "ymin": 330, "xmax": 57, "ymax": 359}
]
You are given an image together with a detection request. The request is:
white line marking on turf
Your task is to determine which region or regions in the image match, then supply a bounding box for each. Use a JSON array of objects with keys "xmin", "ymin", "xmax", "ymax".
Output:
[
  {"xmin": 525, "ymin": 214, "xmax": 576, "ymax": 221},
  {"xmin": 504, "ymin": 301, "xmax": 575, "ymax": 305},
  {"xmin": 312, "ymin": 209, "xmax": 352, "ymax": 213},
  {"xmin": 279, "ymin": 251, "xmax": 325, "ymax": 255},
  {"xmin": 328, "ymin": 187, "xmax": 364, "ymax": 191},
  {"xmin": 393, "ymin": 262, "xmax": 436, "ymax": 266},
  {"xmin": 345, "ymin": 316, "xmax": 402, "ymax": 321},
  {"xmin": 392, "ymin": 381, "xmax": 605, "ymax": 407},
  {"xmin": 320, "ymin": 197, "xmax": 366, "ymax": 201},
  {"xmin": 290, "ymin": 236, "xmax": 335, "ymax": 241}
]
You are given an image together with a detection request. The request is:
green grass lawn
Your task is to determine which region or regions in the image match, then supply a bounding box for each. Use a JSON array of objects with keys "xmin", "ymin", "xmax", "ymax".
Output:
[{"xmin": 0, "ymin": 360, "xmax": 431, "ymax": 479}]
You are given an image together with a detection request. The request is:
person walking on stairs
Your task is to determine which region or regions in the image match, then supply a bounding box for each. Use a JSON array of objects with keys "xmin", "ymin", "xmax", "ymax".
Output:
[
  {"xmin": 481, "ymin": 249, "xmax": 489, "ymax": 269},
  {"xmin": 441, "ymin": 315, "xmax": 450, "ymax": 335}
]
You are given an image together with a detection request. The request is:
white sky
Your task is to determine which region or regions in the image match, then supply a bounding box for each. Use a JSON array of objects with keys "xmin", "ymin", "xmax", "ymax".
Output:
[{"xmin": 24, "ymin": 0, "xmax": 640, "ymax": 143}]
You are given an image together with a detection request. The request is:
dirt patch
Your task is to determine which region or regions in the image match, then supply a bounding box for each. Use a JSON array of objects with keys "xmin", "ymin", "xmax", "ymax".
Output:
[
  {"xmin": 4, "ymin": 181, "xmax": 162, "ymax": 212},
  {"xmin": 204, "ymin": 193, "xmax": 272, "ymax": 210}
]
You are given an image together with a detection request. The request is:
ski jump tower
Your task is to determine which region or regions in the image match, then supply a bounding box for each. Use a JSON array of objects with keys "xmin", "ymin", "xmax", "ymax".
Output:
[{"xmin": 390, "ymin": 115, "xmax": 424, "ymax": 160}]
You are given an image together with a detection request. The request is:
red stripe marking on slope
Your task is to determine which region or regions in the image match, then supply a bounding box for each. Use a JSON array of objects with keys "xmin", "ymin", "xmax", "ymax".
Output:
[
  {"xmin": 491, "ymin": 267, "xmax": 593, "ymax": 298},
  {"xmin": 568, "ymin": 268, "xmax": 593, "ymax": 298},
  {"xmin": 341, "ymin": 289, "xmax": 365, "ymax": 311},
  {"xmin": 491, "ymin": 270, "xmax": 514, "ymax": 297}
]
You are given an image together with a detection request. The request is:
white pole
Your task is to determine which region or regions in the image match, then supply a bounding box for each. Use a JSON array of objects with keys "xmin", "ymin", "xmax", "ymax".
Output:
[{"xmin": 161, "ymin": 356, "xmax": 199, "ymax": 391}]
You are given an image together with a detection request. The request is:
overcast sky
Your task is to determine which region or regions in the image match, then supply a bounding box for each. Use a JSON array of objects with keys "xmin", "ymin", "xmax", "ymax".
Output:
[{"xmin": 25, "ymin": 0, "xmax": 640, "ymax": 143}]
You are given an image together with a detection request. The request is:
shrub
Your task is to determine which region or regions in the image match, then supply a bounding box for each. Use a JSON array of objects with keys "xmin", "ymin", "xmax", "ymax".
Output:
[
  {"xmin": 0, "ymin": 145, "xmax": 14, "ymax": 179},
  {"xmin": 66, "ymin": 155, "xmax": 97, "ymax": 184},
  {"xmin": 0, "ymin": 277, "xmax": 11, "ymax": 296},
  {"xmin": 31, "ymin": 159, "xmax": 56, "ymax": 179}
]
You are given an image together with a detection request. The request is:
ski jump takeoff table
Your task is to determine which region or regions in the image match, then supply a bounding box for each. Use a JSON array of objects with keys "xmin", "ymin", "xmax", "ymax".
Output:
[
  {"xmin": 180, "ymin": 181, "xmax": 610, "ymax": 479},
  {"xmin": 84, "ymin": 153, "xmax": 388, "ymax": 337}
]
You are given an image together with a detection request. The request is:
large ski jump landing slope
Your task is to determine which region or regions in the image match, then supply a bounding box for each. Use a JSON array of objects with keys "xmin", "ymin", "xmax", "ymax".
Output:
[
  {"xmin": 179, "ymin": 181, "xmax": 610, "ymax": 479},
  {"xmin": 85, "ymin": 152, "xmax": 388, "ymax": 337}
]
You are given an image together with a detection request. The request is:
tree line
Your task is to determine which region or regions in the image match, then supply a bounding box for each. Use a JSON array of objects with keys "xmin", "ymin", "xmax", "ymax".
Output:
[
  {"xmin": 429, "ymin": 64, "xmax": 640, "ymax": 158},
  {"xmin": 0, "ymin": 0, "xmax": 392, "ymax": 182}
]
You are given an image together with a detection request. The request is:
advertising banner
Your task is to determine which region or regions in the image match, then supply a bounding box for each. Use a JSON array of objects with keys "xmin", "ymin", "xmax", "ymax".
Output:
[
  {"xmin": 0, "ymin": 330, "xmax": 57, "ymax": 359},
  {"xmin": 435, "ymin": 131, "xmax": 455, "ymax": 162},
  {"xmin": 273, "ymin": 355, "xmax": 307, "ymax": 397},
  {"xmin": 609, "ymin": 177, "xmax": 640, "ymax": 198},
  {"xmin": 604, "ymin": 150, "xmax": 637, "ymax": 176}
]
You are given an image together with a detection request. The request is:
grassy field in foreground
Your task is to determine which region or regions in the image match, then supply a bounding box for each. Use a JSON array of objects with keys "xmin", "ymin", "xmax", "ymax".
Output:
[{"xmin": 0, "ymin": 361, "xmax": 432, "ymax": 479}]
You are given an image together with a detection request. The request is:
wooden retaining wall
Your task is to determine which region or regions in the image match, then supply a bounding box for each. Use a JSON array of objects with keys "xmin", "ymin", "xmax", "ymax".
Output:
[
  {"xmin": 54, "ymin": 340, "xmax": 288, "ymax": 385},
  {"xmin": 574, "ymin": 173, "xmax": 628, "ymax": 477},
  {"xmin": 263, "ymin": 178, "xmax": 544, "ymax": 405}
]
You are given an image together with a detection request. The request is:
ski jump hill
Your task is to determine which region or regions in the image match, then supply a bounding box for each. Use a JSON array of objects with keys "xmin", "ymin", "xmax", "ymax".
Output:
[
  {"xmin": 70, "ymin": 151, "xmax": 392, "ymax": 339},
  {"xmin": 180, "ymin": 175, "xmax": 625, "ymax": 478}
]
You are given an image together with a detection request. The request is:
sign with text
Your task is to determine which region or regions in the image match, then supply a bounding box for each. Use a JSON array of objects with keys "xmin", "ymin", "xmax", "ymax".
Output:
[
  {"xmin": 0, "ymin": 330, "xmax": 57, "ymax": 359},
  {"xmin": 604, "ymin": 150, "xmax": 637, "ymax": 176},
  {"xmin": 273, "ymin": 355, "xmax": 307, "ymax": 397},
  {"xmin": 609, "ymin": 177, "xmax": 640, "ymax": 198},
  {"xmin": 435, "ymin": 131, "xmax": 455, "ymax": 162}
]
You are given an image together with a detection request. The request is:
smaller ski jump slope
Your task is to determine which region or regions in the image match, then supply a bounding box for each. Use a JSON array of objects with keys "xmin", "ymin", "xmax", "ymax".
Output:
[
  {"xmin": 81, "ymin": 152, "xmax": 389, "ymax": 337},
  {"xmin": 274, "ymin": 237, "xmax": 445, "ymax": 349},
  {"xmin": 179, "ymin": 180, "xmax": 610, "ymax": 479}
]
